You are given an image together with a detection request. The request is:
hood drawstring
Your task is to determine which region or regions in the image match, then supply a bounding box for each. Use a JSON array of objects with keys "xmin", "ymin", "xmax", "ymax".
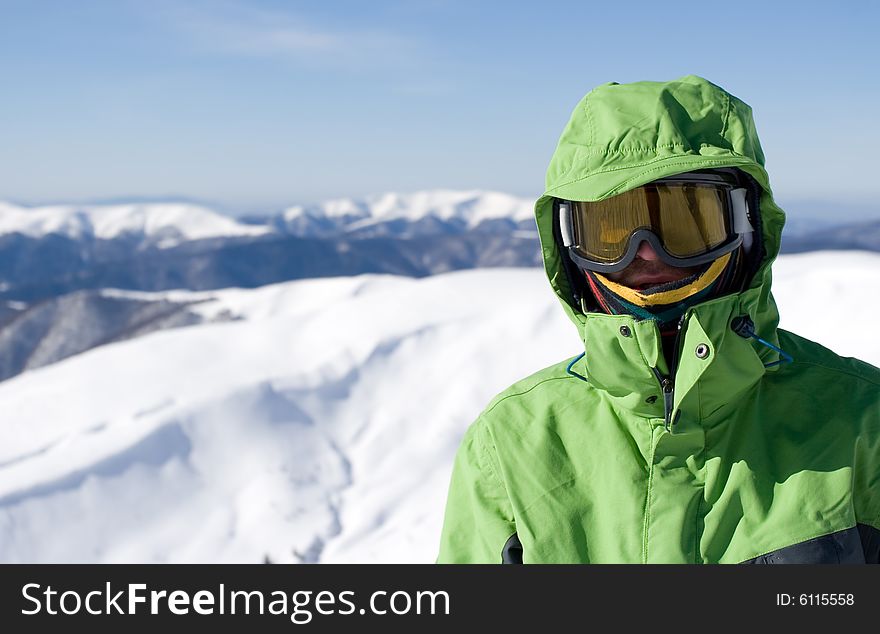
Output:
[
  {"xmin": 731, "ymin": 315, "xmax": 793, "ymax": 368},
  {"xmin": 566, "ymin": 352, "xmax": 589, "ymax": 383}
]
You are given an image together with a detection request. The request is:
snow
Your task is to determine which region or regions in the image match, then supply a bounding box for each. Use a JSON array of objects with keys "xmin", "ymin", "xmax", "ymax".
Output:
[
  {"xmin": 0, "ymin": 201, "xmax": 271, "ymax": 247},
  {"xmin": 0, "ymin": 251, "xmax": 878, "ymax": 563},
  {"xmin": 771, "ymin": 251, "xmax": 880, "ymax": 362}
]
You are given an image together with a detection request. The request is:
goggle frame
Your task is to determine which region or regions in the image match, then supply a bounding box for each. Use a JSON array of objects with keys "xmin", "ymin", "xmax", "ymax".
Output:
[{"xmin": 557, "ymin": 170, "xmax": 753, "ymax": 274}]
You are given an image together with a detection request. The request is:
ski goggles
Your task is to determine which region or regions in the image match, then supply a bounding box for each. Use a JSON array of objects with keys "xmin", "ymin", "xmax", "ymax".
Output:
[{"xmin": 558, "ymin": 170, "xmax": 754, "ymax": 273}]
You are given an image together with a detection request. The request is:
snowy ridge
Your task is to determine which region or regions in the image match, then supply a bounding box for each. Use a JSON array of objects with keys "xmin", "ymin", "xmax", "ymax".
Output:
[
  {"xmin": 0, "ymin": 201, "xmax": 271, "ymax": 248},
  {"xmin": 0, "ymin": 190, "xmax": 538, "ymax": 247},
  {"xmin": 0, "ymin": 252, "xmax": 878, "ymax": 563},
  {"xmin": 280, "ymin": 190, "xmax": 535, "ymax": 235}
]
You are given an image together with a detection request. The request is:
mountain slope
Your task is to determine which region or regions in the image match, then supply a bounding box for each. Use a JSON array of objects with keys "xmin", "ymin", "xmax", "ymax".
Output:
[
  {"xmin": 0, "ymin": 251, "xmax": 877, "ymax": 563},
  {"xmin": 0, "ymin": 290, "xmax": 220, "ymax": 382}
]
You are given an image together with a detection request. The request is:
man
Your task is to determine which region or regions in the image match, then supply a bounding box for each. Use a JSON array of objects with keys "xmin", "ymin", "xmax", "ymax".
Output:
[{"xmin": 437, "ymin": 75, "xmax": 880, "ymax": 564}]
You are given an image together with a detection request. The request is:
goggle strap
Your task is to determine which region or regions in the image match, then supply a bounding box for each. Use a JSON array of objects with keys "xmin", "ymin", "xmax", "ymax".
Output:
[
  {"xmin": 731, "ymin": 188, "xmax": 754, "ymax": 234},
  {"xmin": 558, "ymin": 202, "xmax": 575, "ymax": 247}
]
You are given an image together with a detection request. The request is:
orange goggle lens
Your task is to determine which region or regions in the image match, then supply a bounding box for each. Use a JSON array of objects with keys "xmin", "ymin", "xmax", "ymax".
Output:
[{"xmin": 570, "ymin": 183, "xmax": 732, "ymax": 263}]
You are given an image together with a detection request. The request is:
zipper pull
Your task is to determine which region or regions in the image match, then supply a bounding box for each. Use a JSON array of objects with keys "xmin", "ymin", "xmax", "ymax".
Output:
[
  {"xmin": 662, "ymin": 313, "xmax": 688, "ymax": 432},
  {"xmin": 661, "ymin": 377, "xmax": 674, "ymax": 432},
  {"xmin": 650, "ymin": 367, "xmax": 676, "ymax": 433}
]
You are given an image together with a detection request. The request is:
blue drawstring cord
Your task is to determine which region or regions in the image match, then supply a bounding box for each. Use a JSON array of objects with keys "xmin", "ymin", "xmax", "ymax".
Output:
[
  {"xmin": 566, "ymin": 352, "xmax": 589, "ymax": 383},
  {"xmin": 731, "ymin": 316, "xmax": 793, "ymax": 368},
  {"xmin": 749, "ymin": 334, "xmax": 793, "ymax": 367}
]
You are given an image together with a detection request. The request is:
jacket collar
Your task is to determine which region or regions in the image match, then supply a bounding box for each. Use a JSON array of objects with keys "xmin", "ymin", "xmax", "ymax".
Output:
[{"xmin": 572, "ymin": 288, "xmax": 779, "ymax": 426}]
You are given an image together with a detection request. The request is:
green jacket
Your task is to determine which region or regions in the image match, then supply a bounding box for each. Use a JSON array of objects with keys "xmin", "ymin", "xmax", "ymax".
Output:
[{"xmin": 437, "ymin": 75, "xmax": 880, "ymax": 564}]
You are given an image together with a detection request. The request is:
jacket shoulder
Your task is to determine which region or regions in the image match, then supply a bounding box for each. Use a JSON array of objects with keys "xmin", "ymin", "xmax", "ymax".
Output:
[
  {"xmin": 480, "ymin": 356, "xmax": 588, "ymax": 418},
  {"xmin": 777, "ymin": 328, "xmax": 880, "ymax": 387}
]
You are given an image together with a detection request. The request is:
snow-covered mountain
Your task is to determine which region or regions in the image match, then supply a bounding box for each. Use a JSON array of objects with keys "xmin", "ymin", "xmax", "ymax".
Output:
[
  {"xmin": 278, "ymin": 190, "xmax": 536, "ymax": 238},
  {"xmin": 0, "ymin": 190, "xmax": 537, "ymax": 246},
  {"xmin": 0, "ymin": 251, "xmax": 877, "ymax": 563},
  {"xmin": 0, "ymin": 201, "xmax": 272, "ymax": 249},
  {"xmin": 0, "ymin": 191, "xmax": 540, "ymax": 303},
  {"xmin": 781, "ymin": 218, "xmax": 880, "ymax": 253},
  {"xmin": 0, "ymin": 289, "xmax": 228, "ymax": 382}
]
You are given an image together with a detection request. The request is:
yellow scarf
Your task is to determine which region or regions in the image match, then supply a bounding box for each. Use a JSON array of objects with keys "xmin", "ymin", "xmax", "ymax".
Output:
[{"xmin": 593, "ymin": 252, "xmax": 732, "ymax": 307}]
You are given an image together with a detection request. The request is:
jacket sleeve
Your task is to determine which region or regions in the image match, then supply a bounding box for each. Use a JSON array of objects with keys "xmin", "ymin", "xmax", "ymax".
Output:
[{"xmin": 436, "ymin": 418, "xmax": 517, "ymax": 563}]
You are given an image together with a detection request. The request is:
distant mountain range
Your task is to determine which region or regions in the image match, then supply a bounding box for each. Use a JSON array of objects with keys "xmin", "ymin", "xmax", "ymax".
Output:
[
  {"xmin": 0, "ymin": 190, "xmax": 535, "ymax": 246},
  {"xmin": 778, "ymin": 218, "xmax": 880, "ymax": 253},
  {"xmin": 0, "ymin": 191, "xmax": 540, "ymax": 306}
]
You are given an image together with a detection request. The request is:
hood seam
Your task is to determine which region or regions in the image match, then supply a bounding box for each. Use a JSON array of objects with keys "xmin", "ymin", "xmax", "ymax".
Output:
[
  {"xmin": 719, "ymin": 90, "xmax": 732, "ymax": 139},
  {"xmin": 585, "ymin": 97, "xmax": 594, "ymax": 147}
]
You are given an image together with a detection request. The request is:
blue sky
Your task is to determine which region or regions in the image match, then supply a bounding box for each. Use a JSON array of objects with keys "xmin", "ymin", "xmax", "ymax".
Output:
[{"xmin": 1, "ymin": 0, "xmax": 878, "ymax": 218}]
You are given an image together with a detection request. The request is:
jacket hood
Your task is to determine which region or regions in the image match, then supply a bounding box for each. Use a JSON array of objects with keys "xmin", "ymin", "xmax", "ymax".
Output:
[
  {"xmin": 536, "ymin": 75, "xmax": 788, "ymax": 418},
  {"xmin": 537, "ymin": 75, "xmax": 784, "ymax": 326}
]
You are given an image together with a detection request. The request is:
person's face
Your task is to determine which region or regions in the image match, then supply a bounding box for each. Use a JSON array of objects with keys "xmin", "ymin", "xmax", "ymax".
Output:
[{"xmin": 603, "ymin": 240, "xmax": 703, "ymax": 290}]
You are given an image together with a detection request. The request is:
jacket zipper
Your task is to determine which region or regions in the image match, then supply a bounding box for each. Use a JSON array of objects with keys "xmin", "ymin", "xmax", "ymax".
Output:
[{"xmin": 651, "ymin": 313, "xmax": 687, "ymax": 432}]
